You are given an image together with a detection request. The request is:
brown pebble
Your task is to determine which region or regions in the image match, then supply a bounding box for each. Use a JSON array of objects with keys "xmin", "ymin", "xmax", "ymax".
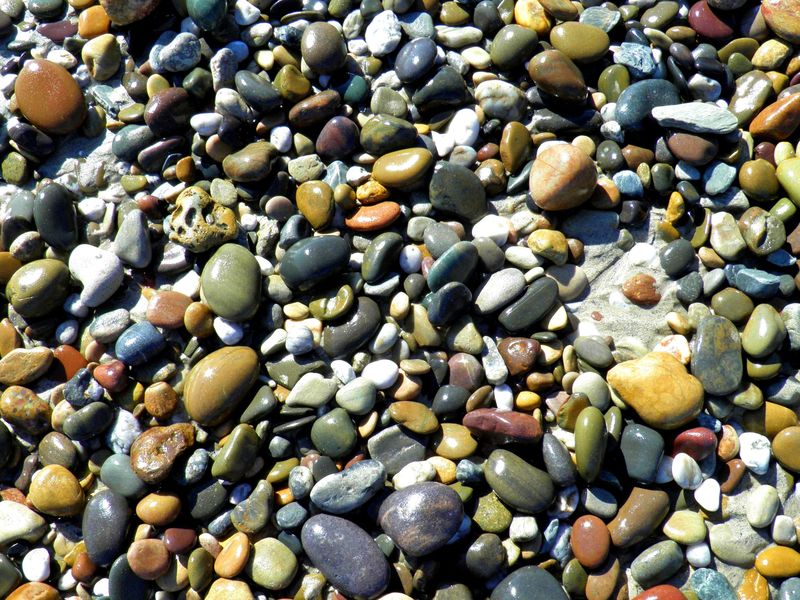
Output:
[
  {"xmin": 571, "ymin": 515, "xmax": 611, "ymax": 569},
  {"xmin": 586, "ymin": 556, "xmax": 620, "ymax": 600},
  {"xmin": 622, "ymin": 274, "xmax": 661, "ymax": 306},
  {"xmin": 14, "ymin": 60, "xmax": 86, "ymax": 135},
  {"xmin": 344, "ymin": 202, "xmax": 401, "ymax": 231},
  {"xmin": 92, "ymin": 359, "xmax": 127, "ymax": 392},
  {"xmin": 719, "ymin": 458, "xmax": 747, "ymax": 493},
  {"xmin": 129, "ymin": 423, "xmax": 195, "ymax": 485},
  {"xmin": 164, "ymin": 528, "xmax": 197, "ymax": 554},
  {"xmin": 52, "ymin": 345, "xmax": 87, "ymax": 380},
  {"xmin": 136, "ymin": 492, "xmax": 181, "ymax": 527},
  {"xmin": 143, "ymin": 381, "xmax": 178, "ymax": 419},
  {"xmin": 184, "ymin": 302, "xmax": 215, "ymax": 338},
  {"xmin": 127, "ymin": 539, "xmax": 171, "ymax": 580},
  {"xmin": 71, "ymin": 552, "xmax": 97, "ymax": 583},
  {"xmin": 7, "ymin": 583, "xmax": 60, "ymax": 600},
  {"xmin": 146, "ymin": 291, "xmax": 193, "ymax": 329},
  {"xmin": 214, "ymin": 532, "xmax": 250, "ymax": 579}
]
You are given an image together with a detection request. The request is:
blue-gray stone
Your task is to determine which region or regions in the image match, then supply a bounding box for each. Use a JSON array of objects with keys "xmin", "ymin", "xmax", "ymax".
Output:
[
  {"xmin": 579, "ymin": 5, "xmax": 620, "ymax": 31},
  {"xmin": 734, "ymin": 267, "xmax": 782, "ymax": 298},
  {"xmin": 302, "ymin": 515, "xmax": 390, "ymax": 599},
  {"xmin": 612, "ymin": 170, "xmax": 644, "ymax": 197},
  {"xmin": 614, "ymin": 42, "xmax": 656, "ymax": 78},
  {"xmin": 689, "ymin": 568, "xmax": 737, "ymax": 600},
  {"xmin": 768, "ymin": 249, "xmax": 796, "ymax": 267},
  {"xmin": 276, "ymin": 502, "xmax": 308, "ymax": 529},
  {"xmin": 108, "ymin": 555, "xmax": 148, "ymax": 600},
  {"xmin": 399, "ymin": 12, "xmax": 435, "ymax": 38},
  {"xmin": 395, "ymin": 37, "xmax": 437, "ymax": 83},
  {"xmin": 620, "ymin": 424, "xmax": 664, "ymax": 483},
  {"xmin": 703, "ymin": 161, "xmax": 737, "ymax": 195},
  {"xmin": 310, "ymin": 459, "xmax": 387, "ymax": 514},
  {"xmin": 187, "ymin": 0, "xmax": 226, "ymax": 31},
  {"xmin": 490, "ymin": 566, "xmax": 568, "ymax": 600},
  {"xmin": 691, "ymin": 316, "xmax": 742, "ymax": 395},
  {"xmin": 114, "ymin": 322, "xmax": 165, "ymax": 367},
  {"xmin": 83, "ymin": 489, "xmax": 130, "ymax": 566},
  {"xmin": 615, "ymin": 79, "xmax": 681, "ymax": 130},
  {"xmin": 779, "ymin": 577, "xmax": 800, "ymax": 600}
]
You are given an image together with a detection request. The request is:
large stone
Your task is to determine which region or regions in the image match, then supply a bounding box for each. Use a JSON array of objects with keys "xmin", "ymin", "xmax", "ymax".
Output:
[
  {"xmin": 607, "ymin": 352, "xmax": 704, "ymax": 430},
  {"xmin": 529, "ymin": 144, "xmax": 597, "ymax": 210}
]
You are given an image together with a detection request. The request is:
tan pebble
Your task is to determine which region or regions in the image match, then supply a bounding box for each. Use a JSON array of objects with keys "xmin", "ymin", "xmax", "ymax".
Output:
[
  {"xmin": 135, "ymin": 492, "xmax": 181, "ymax": 527},
  {"xmin": 214, "ymin": 531, "xmax": 250, "ymax": 579}
]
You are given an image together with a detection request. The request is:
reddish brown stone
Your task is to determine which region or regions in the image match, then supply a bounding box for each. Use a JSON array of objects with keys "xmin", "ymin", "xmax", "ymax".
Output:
[
  {"xmin": 14, "ymin": 60, "xmax": 86, "ymax": 135},
  {"xmin": 72, "ymin": 552, "xmax": 97, "ymax": 583},
  {"xmin": 571, "ymin": 515, "xmax": 611, "ymax": 569},
  {"xmin": 51, "ymin": 345, "xmax": 87, "ymax": 381},
  {"xmin": 288, "ymin": 89, "xmax": 342, "ymax": 129},
  {"xmin": 127, "ymin": 539, "xmax": 170, "ymax": 580},
  {"xmin": 788, "ymin": 221, "xmax": 800, "ymax": 255},
  {"xmin": 687, "ymin": 0, "xmax": 735, "ymax": 40},
  {"xmin": 164, "ymin": 527, "xmax": 197, "ymax": 554},
  {"xmin": 671, "ymin": 427, "xmax": 717, "ymax": 461},
  {"xmin": 622, "ymin": 274, "xmax": 661, "ymax": 306},
  {"xmin": 719, "ymin": 458, "xmax": 747, "ymax": 493},
  {"xmin": 749, "ymin": 93, "xmax": 800, "ymax": 142},
  {"xmin": 146, "ymin": 291, "xmax": 193, "ymax": 329},
  {"xmin": 92, "ymin": 359, "xmax": 128, "ymax": 393},
  {"xmin": 497, "ymin": 337, "xmax": 540, "ymax": 376},
  {"xmin": 666, "ymin": 133, "xmax": 718, "ymax": 166},
  {"xmin": 632, "ymin": 585, "xmax": 687, "ymax": 600},
  {"xmin": 129, "ymin": 423, "xmax": 195, "ymax": 485},
  {"xmin": 607, "ymin": 487, "xmax": 670, "ymax": 548},
  {"xmin": 586, "ymin": 556, "xmax": 620, "ymax": 600},
  {"xmin": 462, "ymin": 408, "xmax": 543, "ymax": 443},
  {"xmin": 621, "ymin": 145, "xmax": 655, "ymax": 170},
  {"xmin": 448, "ymin": 353, "xmax": 484, "ymax": 391},
  {"xmin": 344, "ymin": 202, "xmax": 401, "ymax": 231}
]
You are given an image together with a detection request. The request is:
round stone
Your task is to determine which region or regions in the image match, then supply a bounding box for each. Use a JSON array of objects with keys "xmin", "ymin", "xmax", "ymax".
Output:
[
  {"xmin": 14, "ymin": 60, "xmax": 86, "ymax": 135},
  {"xmin": 529, "ymin": 144, "xmax": 597, "ymax": 211}
]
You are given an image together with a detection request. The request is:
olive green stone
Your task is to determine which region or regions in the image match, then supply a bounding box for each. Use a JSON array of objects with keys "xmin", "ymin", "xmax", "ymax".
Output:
[
  {"xmin": 484, "ymin": 449, "xmax": 554, "ymax": 513},
  {"xmin": 440, "ymin": 1, "xmax": 470, "ymax": 24},
  {"xmin": 556, "ymin": 393, "xmax": 590, "ymax": 431},
  {"xmin": 222, "ymin": 141, "xmax": 278, "ymax": 182},
  {"xmin": 321, "ymin": 296, "xmax": 382, "ymax": 358},
  {"xmin": 446, "ymin": 315, "xmax": 484, "ymax": 355},
  {"xmin": 747, "ymin": 354, "xmax": 782, "ymax": 380},
  {"xmin": 246, "ymin": 538, "xmax": 298, "ymax": 590},
  {"xmin": 100, "ymin": 453, "xmax": 147, "ymax": 499},
  {"xmin": 641, "ymin": 1, "xmax": 678, "ymax": 29},
  {"xmin": 273, "ymin": 65, "xmax": 310, "ymax": 103},
  {"xmin": 335, "ymin": 377, "xmax": 376, "ymax": 415},
  {"xmin": 776, "ymin": 157, "xmax": 800, "ymax": 206},
  {"xmin": 490, "ymin": 25, "xmax": 538, "ymax": 70},
  {"xmin": 408, "ymin": 303, "xmax": 443, "ymax": 347},
  {"xmin": 741, "ymin": 303, "xmax": 786, "ymax": 359},
  {"xmin": 121, "ymin": 174, "xmax": 148, "ymax": 193},
  {"xmin": 211, "ymin": 424, "xmax": 260, "ymax": 483},
  {"xmin": 370, "ymin": 87, "xmax": 407, "ymax": 118},
  {"xmin": 690, "ymin": 315, "xmax": 742, "ymax": 396},
  {"xmin": 598, "ymin": 64, "xmax": 630, "ymax": 102},
  {"xmin": 38, "ymin": 431, "xmax": 77, "ymax": 470},
  {"xmin": 732, "ymin": 383, "xmax": 764, "ymax": 410},
  {"xmin": 6, "ymin": 259, "xmax": 70, "ymax": 319},
  {"xmin": 188, "ymin": 547, "xmax": 214, "ymax": 591},
  {"xmin": 574, "ymin": 406, "xmax": 607, "ymax": 483},
  {"xmin": 630, "ymin": 540, "xmax": 684, "ymax": 589},
  {"xmin": 738, "ymin": 207, "xmax": 786, "ymax": 256},
  {"xmin": 427, "ymin": 241, "xmax": 479, "ymax": 292},
  {"xmin": 739, "ymin": 159, "xmax": 779, "ymax": 202},
  {"xmin": 662, "ymin": 510, "xmax": 707, "ymax": 544},
  {"xmin": 309, "ymin": 284, "xmax": 355, "ymax": 321},
  {"xmin": 550, "ymin": 22, "xmax": 610, "ymax": 63},
  {"xmin": 718, "ymin": 37, "xmax": 760, "ymax": 63},
  {"xmin": 200, "ymin": 243, "xmax": 261, "ymax": 321},
  {"xmin": 771, "ymin": 197, "xmax": 797, "ymax": 222},
  {"xmin": 360, "ymin": 114, "xmax": 417, "ymax": 155},
  {"xmin": 604, "ymin": 406, "xmax": 624, "ymax": 443},
  {"xmin": 726, "ymin": 53, "xmax": 753, "ymax": 77},
  {"xmin": 473, "ymin": 492, "xmax": 512, "ymax": 533},
  {"xmin": 183, "ymin": 68, "xmax": 213, "ymax": 100},
  {"xmin": 1, "ymin": 152, "xmax": 29, "ymax": 186},
  {"xmin": 0, "ymin": 553, "xmax": 20, "ymax": 598},
  {"xmin": 711, "ymin": 287, "xmax": 753, "ymax": 322},
  {"xmin": 231, "ymin": 480, "xmax": 273, "ymax": 534},
  {"xmin": 362, "ymin": 232, "xmax": 403, "ymax": 284},
  {"xmin": 310, "ymin": 407, "xmax": 356, "ymax": 458},
  {"xmin": 562, "ymin": 559, "xmax": 588, "ymax": 598},
  {"xmin": 296, "ymin": 181, "xmax": 334, "ymax": 230}
]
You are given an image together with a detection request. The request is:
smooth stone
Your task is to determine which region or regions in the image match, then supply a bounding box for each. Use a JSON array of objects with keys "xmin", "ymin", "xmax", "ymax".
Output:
[
  {"xmin": 100, "ymin": 453, "xmax": 147, "ymax": 499},
  {"xmin": 690, "ymin": 568, "xmax": 738, "ymax": 599},
  {"xmin": 311, "ymin": 459, "xmax": 386, "ymax": 513},
  {"xmin": 490, "ymin": 566, "xmax": 568, "ymax": 600},
  {"xmin": 34, "ymin": 182, "xmax": 77, "ymax": 251},
  {"xmin": 620, "ymin": 424, "xmax": 664, "ymax": 483},
  {"xmin": 211, "ymin": 424, "xmax": 259, "ymax": 482},
  {"xmin": 5, "ymin": 259, "xmax": 70, "ymax": 318},
  {"xmin": 395, "ymin": 37, "xmax": 437, "ymax": 82},
  {"xmin": 378, "ymin": 482, "xmax": 463, "ymax": 556},
  {"xmin": 184, "ymin": 346, "xmax": 259, "ymax": 425},
  {"xmin": 114, "ymin": 322, "xmax": 164, "ymax": 367},
  {"xmin": 372, "ymin": 148, "xmax": 433, "ymax": 189},
  {"xmin": 773, "ymin": 426, "xmax": 800, "ymax": 472},
  {"xmin": 491, "ymin": 25, "xmax": 538, "ymax": 71},
  {"xmin": 367, "ymin": 425, "xmax": 426, "ymax": 476},
  {"xmin": 607, "ymin": 352, "xmax": 704, "ymax": 429},
  {"xmin": 463, "ymin": 408, "xmax": 542, "ymax": 444},
  {"xmin": 474, "ymin": 268, "xmax": 526, "ymax": 314},
  {"xmin": 498, "ymin": 277, "xmax": 559, "ymax": 332},
  {"xmin": 485, "ymin": 449, "xmax": 554, "ymax": 513},
  {"xmin": 222, "ymin": 142, "xmax": 278, "ymax": 182},
  {"xmin": 362, "ymin": 232, "xmax": 403, "ymax": 283},
  {"xmin": 187, "ymin": 0, "xmax": 226, "ymax": 30},
  {"xmin": 83, "ymin": 489, "xmax": 130, "ymax": 566},
  {"xmin": 14, "ymin": 60, "xmax": 85, "ymax": 135},
  {"xmin": 427, "ymin": 241, "xmax": 479, "ymax": 293},
  {"xmin": 361, "ymin": 115, "xmax": 417, "ymax": 155},
  {"xmin": 651, "ymin": 103, "xmax": 739, "ymax": 134},
  {"xmin": 742, "ymin": 303, "xmax": 786, "ymax": 358},
  {"xmin": 301, "ymin": 515, "xmax": 390, "ymax": 599},
  {"xmin": 607, "ymin": 487, "xmax": 670, "ymax": 548},
  {"xmin": 528, "ymin": 49, "xmax": 586, "ymax": 103},
  {"xmin": 550, "ymin": 21, "xmax": 610, "ymax": 63},
  {"xmin": 300, "ymin": 21, "xmax": 346, "ymax": 74},
  {"xmin": 144, "ymin": 88, "xmax": 192, "ymax": 137},
  {"xmin": 321, "ymin": 296, "xmax": 381, "ymax": 358},
  {"xmin": 201, "ymin": 243, "xmax": 261, "ymax": 321},
  {"xmin": 574, "ymin": 406, "xmax": 607, "ymax": 483},
  {"xmin": 529, "ymin": 144, "xmax": 597, "ymax": 211},
  {"xmin": 310, "ymin": 407, "xmax": 356, "ymax": 458},
  {"xmin": 245, "ymin": 538, "xmax": 297, "ymax": 590},
  {"xmin": 280, "ymin": 236, "xmax": 351, "ymax": 291},
  {"xmin": 690, "ymin": 315, "xmax": 742, "ymax": 395},
  {"xmin": 762, "ymin": 0, "xmax": 800, "ymax": 43},
  {"xmin": 0, "ymin": 501, "xmax": 47, "ymax": 546},
  {"xmin": 429, "ymin": 162, "xmax": 487, "ymax": 222},
  {"xmin": 571, "ymin": 515, "xmax": 610, "ymax": 569},
  {"xmin": 631, "ymin": 540, "xmax": 684, "ymax": 588}
]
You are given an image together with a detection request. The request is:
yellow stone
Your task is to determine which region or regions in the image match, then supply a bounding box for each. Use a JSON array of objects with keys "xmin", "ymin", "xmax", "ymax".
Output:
[
  {"xmin": 662, "ymin": 510, "xmax": 706, "ymax": 545},
  {"xmin": 755, "ymin": 546, "xmax": 800, "ymax": 578},
  {"xmin": 514, "ymin": 0, "xmax": 552, "ymax": 35},
  {"xmin": 515, "ymin": 391, "xmax": 541, "ymax": 410},
  {"xmin": 738, "ymin": 568, "xmax": 769, "ymax": 600},
  {"xmin": 432, "ymin": 423, "xmax": 478, "ymax": 460},
  {"xmin": 606, "ymin": 352, "xmax": 704, "ymax": 430},
  {"xmin": 28, "ymin": 465, "xmax": 84, "ymax": 517}
]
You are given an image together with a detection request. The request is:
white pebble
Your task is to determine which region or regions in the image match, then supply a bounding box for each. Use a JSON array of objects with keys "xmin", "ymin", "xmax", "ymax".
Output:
[
  {"xmin": 92, "ymin": 578, "xmax": 110, "ymax": 597},
  {"xmin": 392, "ymin": 460, "xmax": 436, "ymax": 490},
  {"xmin": 63, "ymin": 294, "xmax": 89, "ymax": 318},
  {"xmin": 77, "ymin": 197, "xmax": 106, "ymax": 221},
  {"xmin": 254, "ymin": 256, "xmax": 273, "ymax": 276},
  {"xmin": 493, "ymin": 384, "xmax": 514, "ymax": 411},
  {"xmin": 285, "ymin": 326, "xmax": 314, "ymax": 355},
  {"xmin": 365, "ymin": 11, "xmax": 402, "ymax": 56},
  {"xmin": 446, "ymin": 108, "xmax": 480, "ymax": 147},
  {"xmin": 431, "ymin": 130, "xmax": 455, "ymax": 157},
  {"xmin": 240, "ymin": 213, "xmax": 258, "ymax": 231},
  {"xmin": 672, "ymin": 452, "xmax": 703, "ymax": 490},
  {"xmin": 693, "ymin": 478, "xmax": 720, "ymax": 512},
  {"xmin": 68, "ymin": 244, "xmax": 124, "ymax": 308},
  {"xmin": 361, "ymin": 359, "xmax": 399, "ymax": 389},
  {"xmin": 331, "ymin": 360, "xmax": 356, "ymax": 384},
  {"xmin": 685, "ymin": 542, "xmax": 711, "ymax": 568},
  {"xmin": 270, "ymin": 126, "xmax": 293, "ymax": 153},
  {"xmin": 471, "ymin": 215, "xmax": 510, "ymax": 246},
  {"xmin": 189, "ymin": 112, "xmax": 222, "ymax": 136},
  {"xmin": 22, "ymin": 547, "xmax": 50, "ymax": 582},
  {"xmin": 772, "ymin": 514, "xmax": 797, "ymax": 546},
  {"xmin": 347, "ymin": 166, "xmax": 371, "ymax": 186},
  {"xmin": 58, "ymin": 568, "xmax": 77, "ymax": 591},
  {"xmin": 399, "ymin": 245, "xmax": 422, "ymax": 273},
  {"xmin": 509, "ymin": 516, "xmax": 539, "ymax": 543},
  {"xmin": 738, "ymin": 431, "xmax": 771, "ymax": 475},
  {"xmin": 234, "ymin": 0, "xmax": 261, "ymax": 24},
  {"xmin": 627, "ymin": 242, "xmax": 658, "ymax": 267},
  {"xmin": 171, "ymin": 269, "xmax": 201, "ymax": 298},
  {"xmin": 55, "ymin": 320, "xmax": 79, "ymax": 345},
  {"xmin": 213, "ymin": 317, "xmax": 244, "ymax": 345}
]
